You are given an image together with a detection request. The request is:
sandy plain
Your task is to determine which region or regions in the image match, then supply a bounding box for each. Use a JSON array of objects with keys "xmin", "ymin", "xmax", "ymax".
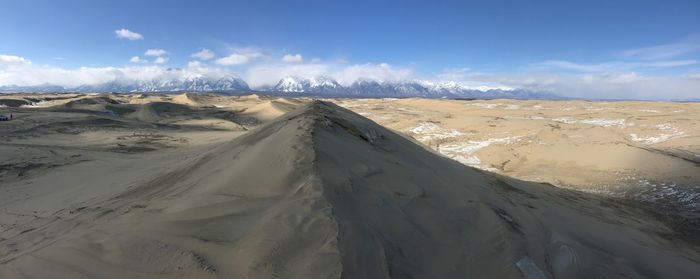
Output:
[
  {"xmin": 0, "ymin": 93, "xmax": 698, "ymax": 278},
  {"xmin": 332, "ymin": 98, "xmax": 700, "ymax": 222}
]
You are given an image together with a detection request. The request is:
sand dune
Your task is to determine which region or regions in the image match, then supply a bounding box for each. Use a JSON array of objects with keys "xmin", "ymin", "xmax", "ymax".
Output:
[
  {"xmin": 334, "ymin": 98, "xmax": 700, "ymax": 236},
  {"xmin": 171, "ymin": 93, "xmax": 202, "ymax": 106},
  {"xmin": 240, "ymin": 100, "xmax": 298, "ymax": 121},
  {"xmin": 1, "ymin": 100, "xmax": 699, "ymax": 278}
]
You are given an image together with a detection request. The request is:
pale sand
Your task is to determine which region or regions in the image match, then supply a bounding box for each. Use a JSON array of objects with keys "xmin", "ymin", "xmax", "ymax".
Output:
[{"xmin": 0, "ymin": 94, "xmax": 699, "ymax": 278}]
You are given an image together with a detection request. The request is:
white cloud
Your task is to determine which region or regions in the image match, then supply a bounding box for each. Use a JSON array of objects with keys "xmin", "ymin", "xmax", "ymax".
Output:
[
  {"xmin": 620, "ymin": 36, "xmax": 700, "ymax": 60},
  {"xmin": 1, "ymin": 53, "xmax": 414, "ymax": 90},
  {"xmin": 444, "ymin": 71, "xmax": 700, "ymax": 100},
  {"xmin": 216, "ymin": 54, "xmax": 251, "ymax": 65},
  {"xmin": 129, "ymin": 56, "xmax": 148, "ymax": 63},
  {"xmin": 0, "ymin": 62, "xmax": 232, "ymax": 88},
  {"xmin": 230, "ymin": 47, "xmax": 264, "ymax": 59},
  {"xmin": 153, "ymin": 56, "xmax": 169, "ymax": 64},
  {"xmin": 187, "ymin": 60, "xmax": 203, "ymax": 68},
  {"xmin": 114, "ymin": 28, "xmax": 143, "ymax": 40},
  {"xmin": 336, "ymin": 63, "xmax": 413, "ymax": 84},
  {"xmin": 0, "ymin": 55, "xmax": 31, "ymax": 65},
  {"xmin": 622, "ymin": 44, "xmax": 700, "ymax": 60},
  {"xmin": 282, "ymin": 54, "xmax": 303, "ymax": 63},
  {"xmin": 191, "ymin": 48, "xmax": 215, "ymax": 60},
  {"xmin": 532, "ymin": 59, "xmax": 698, "ymax": 73},
  {"xmin": 215, "ymin": 47, "xmax": 264, "ymax": 66},
  {"xmin": 3, "ymin": 50, "xmax": 700, "ymax": 100},
  {"xmin": 645, "ymin": 60, "xmax": 699, "ymax": 67},
  {"xmin": 145, "ymin": 49, "xmax": 168, "ymax": 57}
]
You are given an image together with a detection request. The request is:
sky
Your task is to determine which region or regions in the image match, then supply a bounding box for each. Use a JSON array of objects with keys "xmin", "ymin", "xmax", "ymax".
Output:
[{"xmin": 1, "ymin": 0, "xmax": 700, "ymax": 99}]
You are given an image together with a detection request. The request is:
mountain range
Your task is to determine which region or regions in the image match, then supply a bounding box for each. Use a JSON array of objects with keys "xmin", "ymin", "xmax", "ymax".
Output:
[
  {"xmin": 270, "ymin": 76, "xmax": 554, "ymax": 99},
  {"xmin": 0, "ymin": 75, "xmax": 556, "ymax": 99},
  {"xmin": 0, "ymin": 75, "xmax": 251, "ymax": 94}
]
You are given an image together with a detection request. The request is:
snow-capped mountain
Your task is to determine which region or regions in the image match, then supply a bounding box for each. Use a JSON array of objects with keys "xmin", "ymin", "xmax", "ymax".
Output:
[
  {"xmin": 273, "ymin": 76, "xmax": 344, "ymax": 94},
  {"xmin": 213, "ymin": 76, "xmax": 250, "ymax": 91},
  {"xmin": 346, "ymin": 79, "xmax": 431, "ymax": 96},
  {"xmin": 90, "ymin": 75, "xmax": 250, "ymax": 93},
  {"xmin": 273, "ymin": 76, "xmax": 436, "ymax": 97},
  {"xmin": 0, "ymin": 75, "xmax": 556, "ymax": 99},
  {"xmin": 269, "ymin": 76, "xmax": 552, "ymax": 99},
  {"xmin": 421, "ymin": 81, "xmax": 514, "ymax": 94},
  {"xmin": 0, "ymin": 84, "xmax": 67, "ymax": 93},
  {"xmin": 1, "ymin": 75, "xmax": 250, "ymax": 94}
]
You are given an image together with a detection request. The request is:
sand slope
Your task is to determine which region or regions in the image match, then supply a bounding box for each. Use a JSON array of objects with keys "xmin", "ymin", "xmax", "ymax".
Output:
[{"xmin": 1, "ymin": 101, "xmax": 699, "ymax": 278}]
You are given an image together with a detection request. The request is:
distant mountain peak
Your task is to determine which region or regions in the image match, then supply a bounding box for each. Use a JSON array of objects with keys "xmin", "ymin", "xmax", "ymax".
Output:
[
  {"xmin": 273, "ymin": 76, "xmax": 343, "ymax": 93},
  {"xmin": 0, "ymin": 75, "xmax": 553, "ymax": 99}
]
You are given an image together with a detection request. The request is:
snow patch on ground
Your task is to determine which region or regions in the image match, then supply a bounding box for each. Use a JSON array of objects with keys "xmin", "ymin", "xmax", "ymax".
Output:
[
  {"xmin": 468, "ymin": 103, "xmax": 500, "ymax": 109},
  {"xmin": 571, "ymin": 176, "xmax": 700, "ymax": 210},
  {"xmin": 407, "ymin": 122, "xmax": 465, "ymax": 141},
  {"xmin": 579, "ymin": 118, "xmax": 626, "ymax": 127},
  {"xmin": 633, "ymin": 180, "xmax": 700, "ymax": 209},
  {"xmin": 21, "ymin": 102, "xmax": 54, "ymax": 108},
  {"xmin": 437, "ymin": 136, "xmax": 524, "ymax": 171},
  {"xmin": 552, "ymin": 117, "xmax": 577, "ymax": 124},
  {"xmin": 584, "ymin": 106, "xmax": 606, "ymax": 111},
  {"xmin": 468, "ymin": 103, "xmax": 520, "ymax": 110},
  {"xmin": 553, "ymin": 117, "xmax": 627, "ymax": 127},
  {"xmin": 408, "ymin": 122, "xmax": 439, "ymax": 134},
  {"xmin": 629, "ymin": 123, "xmax": 685, "ymax": 144},
  {"xmin": 504, "ymin": 116, "xmax": 546, "ymax": 121}
]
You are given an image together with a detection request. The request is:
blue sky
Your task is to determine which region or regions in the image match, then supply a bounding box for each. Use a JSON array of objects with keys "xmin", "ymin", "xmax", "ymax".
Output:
[{"xmin": 1, "ymin": 0, "xmax": 700, "ymax": 99}]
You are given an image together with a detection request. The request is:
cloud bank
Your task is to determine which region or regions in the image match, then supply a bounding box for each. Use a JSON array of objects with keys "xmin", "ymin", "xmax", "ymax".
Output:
[
  {"xmin": 2, "ymin": 34, "xmax": 700, "ymax": 100},
  {"xmin": 446, "ymin": 71, "xmax": 700, "ymax": 100},
  {"xmin": 619, "ymin": 35, "xmax": 700, "ymax": 60},
  {"xmin": 0, "ymin": 55, "xmax": 230, "ymax": 87},
  {"xmin": 244, "ymin": 61, "xmax": 413, "ymax": 88}
]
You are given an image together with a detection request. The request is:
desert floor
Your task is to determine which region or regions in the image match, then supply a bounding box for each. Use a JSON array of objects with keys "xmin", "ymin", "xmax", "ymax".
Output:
[
  {"xmin": 0, "ymin": 93, "xmax": 699, "ymax": 278},
  {"xmin": 333, "ymin": 98, "xmax": 700, "ymax": 223}
]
